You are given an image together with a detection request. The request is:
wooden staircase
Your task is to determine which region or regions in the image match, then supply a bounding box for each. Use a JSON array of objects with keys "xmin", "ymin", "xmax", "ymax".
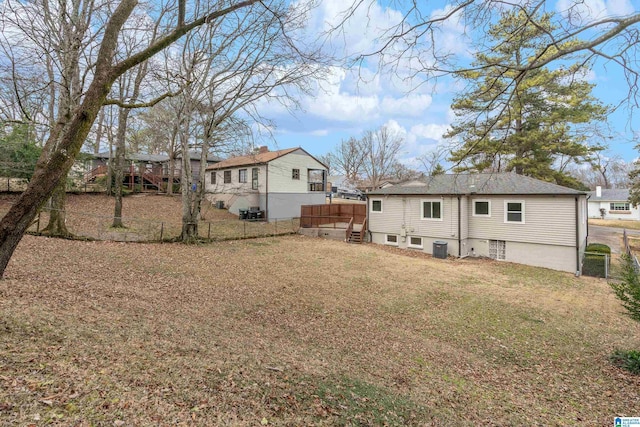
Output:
[
  {"xmin": 347, "ymin": 228, "xmax": 363, "ymax": 243},
  {"xmin": 346, "ymin": 218, "xmax": 367, "ymax": 244}
]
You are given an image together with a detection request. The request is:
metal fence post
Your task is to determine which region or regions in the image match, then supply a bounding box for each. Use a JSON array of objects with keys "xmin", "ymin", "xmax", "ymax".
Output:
[
  {"xmin": 160, "ymin": 222, "xmax": 164, "ymax": 241},
  {"xmin": 243, "ymin": 219, "xmax": 246, "ymax": 238},
  {"xmin": 605, "ymin": 254, "xmax": 609, "ymax": 278},
  {"xmin": 36, "ymin": 212, "xmax": 40, "ymax": 233},
  {"xmin": 208, "ymin": 222, "xmax": 211, "ymax": 239},
  {"xmin": 274, "ymin": 219, "xmax": 277, "ymax": 236}
]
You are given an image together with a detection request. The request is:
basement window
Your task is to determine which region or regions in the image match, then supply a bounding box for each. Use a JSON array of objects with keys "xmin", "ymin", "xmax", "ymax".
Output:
[
  {"xmin": 408, "ymin": 236, "xmax": 423, "ymax": 249},
  {"xmin": 385, "ymin": 234, "xmax": 398, "ymax": 246}
]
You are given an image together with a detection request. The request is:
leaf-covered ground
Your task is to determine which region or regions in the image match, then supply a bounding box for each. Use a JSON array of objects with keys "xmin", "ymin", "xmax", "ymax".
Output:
[{"xmin": 1, "ymin": 195, "xmax": 639, "ymax": 425}]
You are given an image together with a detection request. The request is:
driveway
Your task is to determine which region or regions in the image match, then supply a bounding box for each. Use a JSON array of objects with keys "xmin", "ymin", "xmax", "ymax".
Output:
[{"xmin": 588, "ymin": 224, "xmax": 640, "ymax": 254}]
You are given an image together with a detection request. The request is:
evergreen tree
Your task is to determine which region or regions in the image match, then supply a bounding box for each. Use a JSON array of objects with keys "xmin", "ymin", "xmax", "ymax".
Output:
[
  {"xmin": 0, "ymin": 124, "xmax": 41, "ymax": 180},
  {"xmin": 446, "ymin": 11, "xmax": 608, "ymax": 188}
]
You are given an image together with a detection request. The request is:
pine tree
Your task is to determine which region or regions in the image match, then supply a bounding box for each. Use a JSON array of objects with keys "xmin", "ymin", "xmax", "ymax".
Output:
[{"xmin": 446, "ymin": 11, "xmax": 608, "ymax": 187}]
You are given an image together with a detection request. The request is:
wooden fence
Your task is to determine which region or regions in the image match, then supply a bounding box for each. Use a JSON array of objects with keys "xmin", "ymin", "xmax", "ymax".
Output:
[{"xmin": 300, "ymin": 203, "xmax": 366, "ymax": 228}]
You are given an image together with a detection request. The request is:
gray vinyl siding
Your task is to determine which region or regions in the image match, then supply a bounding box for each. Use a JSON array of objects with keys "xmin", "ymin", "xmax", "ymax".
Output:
[
  {"xmin": 467, "ymin": 195, "xmax": 576, "ymax": 247},
  {"xmin": 267, "ymin": 192, "xmax": 325, "ymax": 220},
  {"xmin": 369, "ymin": 196, "xmax": 460, "ymax": 256}
]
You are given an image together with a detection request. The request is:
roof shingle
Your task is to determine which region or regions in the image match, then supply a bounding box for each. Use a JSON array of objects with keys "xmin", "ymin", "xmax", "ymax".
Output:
[
  {"xmin": 206, "ymin": 148, "xmax": 299, "ymax": 170},
  {"xmin": 367, "ymin": 173, "xmax": 585, "ymax": 196}
]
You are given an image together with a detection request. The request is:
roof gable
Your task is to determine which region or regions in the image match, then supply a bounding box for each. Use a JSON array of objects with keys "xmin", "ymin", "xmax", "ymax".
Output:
[{"xmin": 206, "ymin": 147, "xmax": 326, "ymax": 170}]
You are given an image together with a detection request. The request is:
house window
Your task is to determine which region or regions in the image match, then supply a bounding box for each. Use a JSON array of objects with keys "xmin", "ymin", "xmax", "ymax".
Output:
[
  {"xmin": 408, "ymin": 236, "xmax": 423, "ymax": 249},
  {"xmin": 385, "ymin": 234, "xmax": 398, "ymax": 246},
  {"xmin": 292, "ymin": 168, "xmax": 300, "ymax": 180},
  {"xmin": 610, "ymin": 202, "xmax": 630, "ymax": 211},
  {"xmin": 224, "ymin": 170, "xmax": 231, "ymax": 184},
  {"xmin": 473, "ymin": 200, "xmax": 490, "ymax": 216},
  {"xmin": 252, "ymin": 168, "xmax": 259, "ymax": 190},
  {"xmin": 371, "ymin": 199, "xmax": 382, "ymax": 213},
  {"xmin": 308, "ymin": 169, "xmax": 325, "ymax": 192},
  {"xmin": 421, "ymin": 200, "xmax": 442, "ymax": 220},
  {"xmin": 505, "ymin": 201, "xmax": 524, "ymax": 223},
  {"xmin": 210, "ymin": 171, "xmax": 216, "ymax": 184},
  {"xmin": 239, "ymin": 169, "xmax": 247, "ymax": 183}
]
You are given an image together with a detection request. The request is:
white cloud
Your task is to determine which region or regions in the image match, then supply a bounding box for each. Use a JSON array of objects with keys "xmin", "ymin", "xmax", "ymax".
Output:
[
  {"xmin": 409, "ymin": 123, "xmax": 450, "ymax": 144},
  {"xmin": 556, "ymin": 0, "xmax": 634, "ymax": 22}
]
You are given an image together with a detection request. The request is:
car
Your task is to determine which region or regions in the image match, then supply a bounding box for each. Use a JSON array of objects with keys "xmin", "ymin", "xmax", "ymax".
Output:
[{"xmin": 340, "ymin": 190, "xmax": 365, "ymax": 201}]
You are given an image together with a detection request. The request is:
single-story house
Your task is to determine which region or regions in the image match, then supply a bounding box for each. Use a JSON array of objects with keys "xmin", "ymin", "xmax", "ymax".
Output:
[
  {"xmin": 84, "ymin": 150, "xmax": 220, "ymax": 190},
  {"xmin": 587, "ymin": 186, "xmax": 640, "ymax": 220},
  {"xmin": 367, "ymin": 173, "xmax": 588, "ymax": 274},
  {"xmin": 205, "ymin": 146, "xmax": 328, "ymax": 220}
]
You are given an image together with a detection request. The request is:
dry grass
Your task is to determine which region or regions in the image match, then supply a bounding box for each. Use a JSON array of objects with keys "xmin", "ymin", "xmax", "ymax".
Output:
[
  {"xmin": 1, "ymin": 219, "xmax": 640, "ymax": 424},
  {"xmin": 590, "ymin": 218, "xmax": 640, "ymax": 230},
  {"xmin": 0, "ymin": 194, "xmax": 299, "ymax": 242}
]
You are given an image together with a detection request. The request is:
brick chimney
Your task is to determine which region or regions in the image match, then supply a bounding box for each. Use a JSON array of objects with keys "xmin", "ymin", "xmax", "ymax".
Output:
[{"xmin": 258, "ymin": 146, "xmax": 269, "ymax": 154}]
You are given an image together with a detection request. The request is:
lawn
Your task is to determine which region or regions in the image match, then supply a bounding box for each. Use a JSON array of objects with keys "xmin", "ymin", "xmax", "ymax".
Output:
[
  {"xmin": 1, "ymin": 230, "xmax": 639, "ymax": 424},
  {"xmin": 0, "ymin": 193, "xmax": 300, "ymax": 241},
  {"xmin": 590, "ymin": 218, "xmax": 640, "ymax": 230}
]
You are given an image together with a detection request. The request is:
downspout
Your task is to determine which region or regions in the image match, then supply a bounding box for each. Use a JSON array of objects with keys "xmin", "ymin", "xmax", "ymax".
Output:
[
  {"xmin": 265, "ymin": 163, "xmax": 269, "ymax": 221},
  {"xmin": 458, "ymin": 196, "xmax": 462, "ymax": 257},
  {"xmin": 586, "ymin": 195, "xmax": 590, "ymax": 239},
  {"xmin": 575, "ymin": 196, "xmax": 580, "ymax": 276}
]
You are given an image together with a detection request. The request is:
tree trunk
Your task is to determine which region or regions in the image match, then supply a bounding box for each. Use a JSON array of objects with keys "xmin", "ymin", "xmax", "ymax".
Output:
[
  {"xmin": 112, "ymin": 107, "xmax": 130, "ymax": 228},
  {"xmin": 41, "ymin": 181, "xmax": 70, "ymax": 236}
]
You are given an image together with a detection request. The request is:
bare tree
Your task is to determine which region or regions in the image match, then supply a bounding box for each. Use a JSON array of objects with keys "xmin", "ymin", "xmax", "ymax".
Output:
[
  {"xmin": 325, "ymin": 137, "xmax": 366, "ymax": 184},
  {"xmin": 360, "ymin": 125, "xmax": 404, "ymax": 189},
  {"xmin": 0, "ymin": 0, "xmax": 320, "ymax": 277}
]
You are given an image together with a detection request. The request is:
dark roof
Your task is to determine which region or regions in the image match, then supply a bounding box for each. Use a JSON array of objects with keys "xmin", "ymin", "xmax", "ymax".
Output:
[
  {"xmin": 92, "ymin": 151, "xmax": 220, "ymax": 163},
  {"xmin": 586, "ymin": 188, "xmax": 630, "ymax": 201},
  {"xmin": 94, "ymin": 152, "xmax": 168, "ymax": 162},
  {"xmin": 367, "ymin": 173, "xmax": 585, "ymax": 196}
]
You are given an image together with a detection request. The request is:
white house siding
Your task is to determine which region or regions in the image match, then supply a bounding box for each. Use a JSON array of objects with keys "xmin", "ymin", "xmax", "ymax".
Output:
[
  {"xmin": 205, "ymin": 165, "xmax": 267, "ymax": 214},
  {"xmin": 268, "ymin": 192, "xmax": 326, "ymax": 219},
  {"xmin": 467, "ymin": 195, "xmax": 577, "ymax": 246},
  {"xmin": 369, "ymin": 193, "xmax": 586, "ymax": 273},
  {"xmin": 587, "ymin": 200, "xmax": 640, "ymax": 220},
  {"xmin": 267, "ymin": 149, "xmax": 326, "ymax": 193},
  {"xmin": 464, "ymin": 239, "xmax": 577, "ymax": 272},
  {"xmin": 368, "ymin": 196, "xmax": 461, "ymax": 256}
]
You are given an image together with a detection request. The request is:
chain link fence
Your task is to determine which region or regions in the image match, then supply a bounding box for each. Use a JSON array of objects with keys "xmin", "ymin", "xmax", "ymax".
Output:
[{"xmin": 21, "ymin": 207, "xmax": 300, "ymax": 242}]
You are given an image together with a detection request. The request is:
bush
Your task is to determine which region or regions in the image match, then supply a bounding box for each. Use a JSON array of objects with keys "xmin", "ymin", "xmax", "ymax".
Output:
[
  {"xmin": 610, "ymin": 349, "xmax": 640, "ymax": 375},
  {"xmin": 586, "ymin": 243, "xmax": 611, "ymax": 254},
  {"xmin": 610, "ymin": 255, "xmax": 640, "ymax": 322}
]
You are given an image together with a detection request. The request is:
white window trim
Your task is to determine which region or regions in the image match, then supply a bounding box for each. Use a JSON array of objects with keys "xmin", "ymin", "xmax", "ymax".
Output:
[
  {"xmin": 473, "ymin": 199, "xmax": 491, "ymax": 217},
  {"xmin": 504, "ymin": 200, "xmax": 525, "ymax": 224},
  {"xmin": 385, "ymin": 234, "xmax": 399, "ymax": 246},
  {"xmin": 371, "ymin": 198, "xmax": 383, "ymax": 213},
  {"xmin": 421, "ymin": 198, "xmax": 443, "ymax": 221},
  {"xmin": 408, "ymin": 236, "xmax": 423, "ymax": 249}
]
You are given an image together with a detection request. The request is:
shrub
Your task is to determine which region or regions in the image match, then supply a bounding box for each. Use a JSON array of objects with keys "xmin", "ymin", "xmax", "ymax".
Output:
[
  {"xmin": 610, "ymin": 255, "xmax": 640, "ymax": 322},
  {"xmin": 586, "ymin": 243, "xmax": 611, "ymax": 254},
  {"xmin": 610, "ymin": 349, "xmax": 640, "ymax": 375}
]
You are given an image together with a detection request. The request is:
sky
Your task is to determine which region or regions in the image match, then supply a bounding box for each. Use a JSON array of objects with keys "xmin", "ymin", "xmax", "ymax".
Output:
[{"xmin": 254, "ymin": 0, "xmax": 640, "ymax": 170}]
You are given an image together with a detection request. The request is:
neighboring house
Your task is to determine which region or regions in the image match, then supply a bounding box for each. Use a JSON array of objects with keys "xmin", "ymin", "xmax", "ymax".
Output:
[
  {"xmin": 85, "ymin": 151, "xmax": 220, "ymax": 190},
  {"xmin": 205, "ymin": 146, "xmax": 328, "ymax": 220},
  {"xmin": 367, "ymin": 173, "xmax": 588, "ymax": 274},
  {"xmin": 587, "ymin": 186, "xmax": 640, "ymax": 220}
]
